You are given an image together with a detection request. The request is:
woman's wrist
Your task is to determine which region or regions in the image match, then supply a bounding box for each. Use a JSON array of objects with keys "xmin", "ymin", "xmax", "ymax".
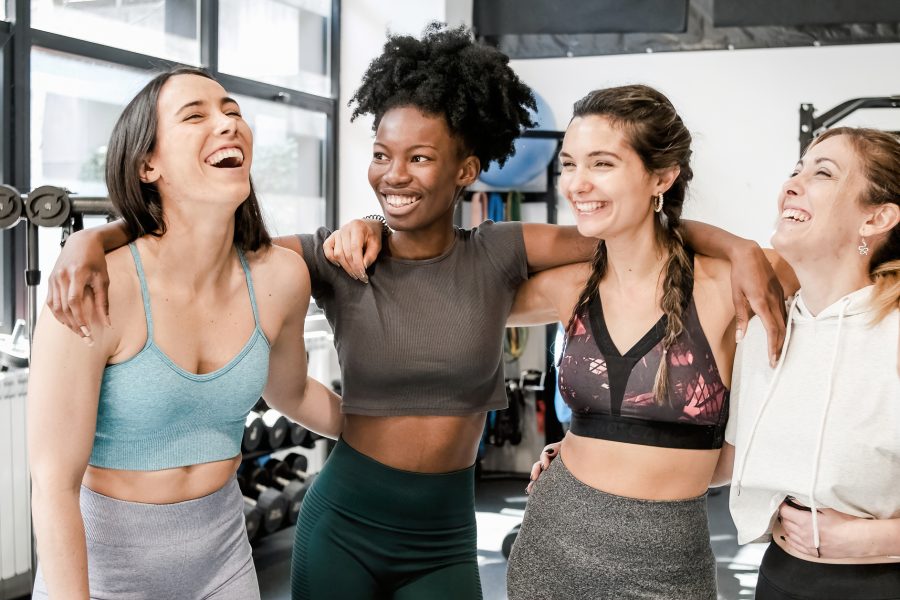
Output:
[
  {"xmin": 727, "ymin": 237, "xmax": 761, "ymax": 264},
  {"xmin": 860, "ymin": 517, "xmax": 900, "ymax": 557},
  {"xmin": 362, "ymin": 214, "xmax": 391, "ymax": 237}
]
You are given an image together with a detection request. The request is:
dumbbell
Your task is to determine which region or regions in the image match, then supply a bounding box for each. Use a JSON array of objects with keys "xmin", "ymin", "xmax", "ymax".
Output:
[
  {"xmin": 242, "ymin": 412, "xmax": 264, "ymax": 452},
  {"xmin": 287, "ymin": 420, "xmax": 309, "ymax": 448},
  {"xmin": 242, "ymin": 498, "xmax": 263, "ymax": 543},
  {"xmin": 280, "ymin": 452, "xmax": 322, "ymax": 489},
  {"xmin": 258, "ymin": 460, "xmax": 315, "ymax": 524},
  {"xmin": 259, "ymin": 409, "xmax": 289, "ymax": 450},
  {"xmin": 237, "ymin": 472, "xmax": 287, "ymax": 535}
]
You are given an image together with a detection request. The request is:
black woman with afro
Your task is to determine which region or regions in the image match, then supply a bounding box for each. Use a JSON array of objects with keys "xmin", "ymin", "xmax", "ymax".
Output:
[{"xmin": 288, "ymin": 22, "xmax": 785, "ymax": 600}]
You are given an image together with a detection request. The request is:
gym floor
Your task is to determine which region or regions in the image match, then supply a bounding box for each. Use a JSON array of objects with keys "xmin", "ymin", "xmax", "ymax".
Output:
[{"xmin": 253, "ymin": 480, "xmax": 762, "ymax": 600}]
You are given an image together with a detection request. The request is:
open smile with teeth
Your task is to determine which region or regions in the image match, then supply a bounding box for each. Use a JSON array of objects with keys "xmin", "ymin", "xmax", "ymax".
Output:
[
  {"xmin": 574, "ymin": 200, "xmax": 609, "ymax": 213},
  {"xmin": 782, "ymin": 208, "xmax": 811, "ymax": 222},
  {"xmin": 205, "ymin": 147, "xmax": 244, "ymax": 169},
  {"xmin": 384, "ymin": 194, "xmax": 420, "ymax": 208}
]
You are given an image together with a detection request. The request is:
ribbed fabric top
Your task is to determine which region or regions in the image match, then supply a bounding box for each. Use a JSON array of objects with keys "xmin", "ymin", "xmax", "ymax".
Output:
[
  {"xmin": 299, "ymin": 220, "xmax": 528, "ymax": 416},
  {"xmin": 89, "ymin": 243, "xmax": 270, "ymax": 471}
]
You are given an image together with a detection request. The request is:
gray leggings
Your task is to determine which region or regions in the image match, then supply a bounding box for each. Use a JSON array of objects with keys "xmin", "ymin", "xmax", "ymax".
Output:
[
  {"xmin": 33, "ymin": 478, "xmax": 259, "ymax": 600},
  {"xmin": 506, "ymin": 455, "xmax": 716, "ymax": 600}
]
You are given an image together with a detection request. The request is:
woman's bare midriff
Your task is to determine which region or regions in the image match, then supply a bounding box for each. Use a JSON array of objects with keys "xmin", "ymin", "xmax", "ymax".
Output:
[
  {"xmin": 772, "ymin": 519, "xmax": 900, "ymax": 565},
  {"xmin": 560, "ymin": 432, "xmax": 720, "ymax": 501},
  {"xmin": 342, "ymin": 413, "xmax": 487, "ymax": 473},
  {"xmin": 82, "ymin": 455, "xmax": 241, "ymax": 504}
]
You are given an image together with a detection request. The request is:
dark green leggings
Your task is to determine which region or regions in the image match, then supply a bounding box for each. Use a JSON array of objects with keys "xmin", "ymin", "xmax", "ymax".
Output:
[{"xmin": 291, "ymin": 438, "xmax": 482, "ymax": 600}]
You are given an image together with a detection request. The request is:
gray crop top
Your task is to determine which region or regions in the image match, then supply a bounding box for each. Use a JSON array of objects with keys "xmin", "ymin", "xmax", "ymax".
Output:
[{"xmin": 298, "ymin": 220, "xmax": 528, "ymax": 416}]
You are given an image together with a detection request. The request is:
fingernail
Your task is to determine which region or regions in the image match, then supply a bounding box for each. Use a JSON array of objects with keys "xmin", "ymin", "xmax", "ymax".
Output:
[
  {"xmin": 735, "ymin": 329, "xmax": 744, "ymax": 343},
  {"xmin": 80, "ymin": 326, "xmax": 91, "ymax": 337},
  {"xmin": 770, "ymin": 354, "xmax": 777, "ymax": 368}
]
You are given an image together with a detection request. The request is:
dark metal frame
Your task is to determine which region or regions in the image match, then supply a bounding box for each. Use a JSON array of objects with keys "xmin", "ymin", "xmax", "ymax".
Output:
[
  {"xmin": 479, "ymin": 0, "xmax": 900, "ymax": 59},
  {"xmin": 799, "ymin": 95, "xmax": 900, "ymax": 152},
  {"xmin": 0, "ymin": 0, "xmax": 341, "ymax": 334}
]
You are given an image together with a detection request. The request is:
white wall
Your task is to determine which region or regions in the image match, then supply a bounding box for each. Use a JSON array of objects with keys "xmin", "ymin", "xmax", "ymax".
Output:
[{"xmin": 510, "ymin": 43, "xmax": 900, "ymax": 244}]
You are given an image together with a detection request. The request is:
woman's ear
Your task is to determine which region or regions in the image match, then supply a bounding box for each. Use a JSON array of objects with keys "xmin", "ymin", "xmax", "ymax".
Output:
[
  {"xmin": 139, "ymin": 156, "xmax": 160, "ymax": 184},
  {"xmin": 860, "ymin": 202, "xmax": 900, "ymax": 238},
  {"xmin": 654, "ymin": 165, "xmax": 681, "ymax": 196},
  {"xmin": 457, "ymin": 155, "xmax": 481, "ymax": 187}
]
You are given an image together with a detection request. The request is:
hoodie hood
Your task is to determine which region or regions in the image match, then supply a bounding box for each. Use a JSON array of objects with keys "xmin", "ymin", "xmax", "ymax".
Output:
[{"xmin": 793, "ymin": 285, "xmax": 876, "ymax": 322}]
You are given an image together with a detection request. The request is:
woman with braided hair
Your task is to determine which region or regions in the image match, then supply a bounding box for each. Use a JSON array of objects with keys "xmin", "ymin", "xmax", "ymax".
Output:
[{"xmin": 503, "ymin": 85, "xmax": 792, "ymax": 599}]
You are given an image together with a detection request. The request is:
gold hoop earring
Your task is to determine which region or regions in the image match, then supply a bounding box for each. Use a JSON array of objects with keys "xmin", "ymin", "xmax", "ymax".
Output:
[{"xmin": 653, "ymin": 193, "xmax": 664, "ymax": 213}]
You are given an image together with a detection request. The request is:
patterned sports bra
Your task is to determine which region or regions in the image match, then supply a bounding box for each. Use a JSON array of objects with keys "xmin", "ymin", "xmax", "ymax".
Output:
[{"xmin": 558, "ymin": 269, "xmax": 729, "ymax": 450}]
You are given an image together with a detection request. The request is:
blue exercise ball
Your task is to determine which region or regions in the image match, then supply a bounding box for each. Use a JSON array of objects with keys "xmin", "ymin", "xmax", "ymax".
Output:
[{"xmin": 479, "ymin": 91, "xmax": 557, "ymax": 189}]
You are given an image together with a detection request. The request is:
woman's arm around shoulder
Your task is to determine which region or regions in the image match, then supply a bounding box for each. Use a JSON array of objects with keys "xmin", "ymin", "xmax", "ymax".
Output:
[
  {"xmin": 28, "ymin": 252, "xmax": 130, "ymax": 599},
  {"xmin": 507, "ymin": 262, "xmax": 591, "ymax": 327},
  {"xmin": 249, "ymin": 246, "xmax": 342, "ymax": 439}
]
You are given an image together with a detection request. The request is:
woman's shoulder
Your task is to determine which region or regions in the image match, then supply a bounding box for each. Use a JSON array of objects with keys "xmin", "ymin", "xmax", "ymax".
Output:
[{"xmin": 245, "ymin": 244, "xmax": 310, "ymax": 297}]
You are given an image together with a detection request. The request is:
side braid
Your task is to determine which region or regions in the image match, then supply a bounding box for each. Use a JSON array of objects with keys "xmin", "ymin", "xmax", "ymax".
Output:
[{"xmin": 651, "ymin": 224, "xmax": 694, "ymax": 406}]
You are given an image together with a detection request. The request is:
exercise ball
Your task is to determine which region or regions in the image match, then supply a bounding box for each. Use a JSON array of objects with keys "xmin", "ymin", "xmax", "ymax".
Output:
[{"xmin": 479, "ymin": 91, "xmax": 557, "ymax": 189}]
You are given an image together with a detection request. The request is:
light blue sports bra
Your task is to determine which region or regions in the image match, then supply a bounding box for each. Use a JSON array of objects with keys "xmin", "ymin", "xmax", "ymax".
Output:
[{"xmin": 89, "ymin": 243, "xmax": 270, "ymax": 471}]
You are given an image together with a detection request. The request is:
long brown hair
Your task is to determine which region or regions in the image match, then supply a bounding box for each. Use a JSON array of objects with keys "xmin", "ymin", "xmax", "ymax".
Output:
[
  {"xmin": 809, "ymin": 127, "xmax": 900, "ymax": 322},
  {"xmin": 563, "ymin": 84, "xmax": 694, "ymax": 406},
  {"xmin": 106, "ymin": 67, "xmax": 271, "ymax": 252}
]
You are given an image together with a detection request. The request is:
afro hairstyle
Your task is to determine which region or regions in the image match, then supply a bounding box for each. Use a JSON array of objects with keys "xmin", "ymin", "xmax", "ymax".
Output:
[{"xmin": 349, "ymin": 22, "xmax": 537, "ymax": 171}]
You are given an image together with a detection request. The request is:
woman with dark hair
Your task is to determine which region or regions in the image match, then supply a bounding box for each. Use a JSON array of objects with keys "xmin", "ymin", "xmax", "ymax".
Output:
[
  {"xmin": 502, "ymin": 85, "xmax": 795, "ymax": 599},
  {"xmin": 45, "ymin": 27, "xmax": 787, "ymax": 600},
  {"xmin": 725, "ymin": 127, "xmax": 900, "ymax": 600},
  {"xmin": 27, "ymin": 67, "xmax": 342, "ymax": 599}
]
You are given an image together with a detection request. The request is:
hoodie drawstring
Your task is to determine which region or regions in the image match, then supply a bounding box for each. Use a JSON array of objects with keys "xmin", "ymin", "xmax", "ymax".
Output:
[{"xmin": 808, "ymin": 297, "xmax": 851, "ymax": 550}]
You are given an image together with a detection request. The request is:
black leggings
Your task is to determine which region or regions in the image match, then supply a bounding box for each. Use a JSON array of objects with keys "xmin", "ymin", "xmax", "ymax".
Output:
[{"xmin": 756, "ymin": 542, "xmax": 900, "ymax": 600}]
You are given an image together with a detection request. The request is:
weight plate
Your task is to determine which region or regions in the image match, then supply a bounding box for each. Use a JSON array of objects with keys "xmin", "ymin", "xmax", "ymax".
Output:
[
  {"xmin": 0, "ymin": 185, "xmax": 23, "ymax": 229},
  {"xmin": 25, "ymin": 186, "xmax": 71, "ymax": 228}
]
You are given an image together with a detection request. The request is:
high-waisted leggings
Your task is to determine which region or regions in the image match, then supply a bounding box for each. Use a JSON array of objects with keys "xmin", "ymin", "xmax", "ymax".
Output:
[
  {"xmin": 756, "ymin": 542, "xmax": 900, "ymax": 599},
  {"xmin": 32, "ymin": 478, "xmax": 258, "ymax": 600},
  {"xmin": 506, "ymin": 454, "xmax": 716, "ymax": 600},
  {"xmin": 290, "ymin": 437, "xmax": 481, "ymax": 600}
]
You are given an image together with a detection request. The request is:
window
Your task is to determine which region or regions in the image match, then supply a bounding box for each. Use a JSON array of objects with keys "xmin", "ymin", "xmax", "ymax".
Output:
[
  {"xmin": 31, "ymin": 0, "xmax": 201, "ymax": 65},
  {"xmin": 31, "ymin": 48, "xmax": 153, "ymax": 309},
  {"xmin": 236, "ymin": 94, "xmax": 328, "ymax": 236},
  {"xmin": 219, "ymin": 0, "xmax": 332, "ymax": 97},
  {"xmin": 2, "ymin": 0, "xmax": 337, "ymax": 340}
]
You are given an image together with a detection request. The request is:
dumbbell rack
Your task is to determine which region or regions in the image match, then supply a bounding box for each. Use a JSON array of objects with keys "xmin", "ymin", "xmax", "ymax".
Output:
[{"xmin": 238, "ymin": 398, "xmax": 329, "ymax": 545}]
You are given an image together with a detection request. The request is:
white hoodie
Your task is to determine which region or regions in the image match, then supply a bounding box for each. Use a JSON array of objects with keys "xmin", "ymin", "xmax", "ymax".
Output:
[{"xmin": 727, "ymin": 285, "xmax": 900, "ymax": 546}]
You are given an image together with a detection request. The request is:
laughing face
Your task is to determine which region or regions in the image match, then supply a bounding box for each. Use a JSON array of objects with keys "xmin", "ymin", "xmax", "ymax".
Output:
[
  {"xmin": 141, "ymin": 74, "xmax": 253, "ymax": 209},
  {"xmin": 771, "ymin": 135, "xmax": 869, "ymax": 265},
  {"xmin": 367, "ymin": 106, "xmax": 477, "ymax": 232},
  {"xmin": 558, "ymin": 115, "xmax": 671, "ymax": 240}
]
